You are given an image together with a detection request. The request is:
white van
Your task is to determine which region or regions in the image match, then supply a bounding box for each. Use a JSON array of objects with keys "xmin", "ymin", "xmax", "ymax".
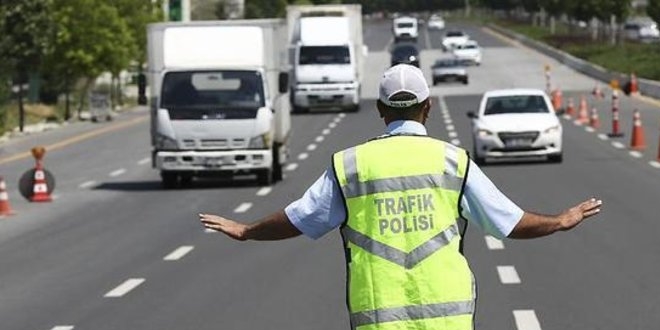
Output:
[{"xmin": 393, "ymin": 16, "xmax": 418, "ymax": 42}]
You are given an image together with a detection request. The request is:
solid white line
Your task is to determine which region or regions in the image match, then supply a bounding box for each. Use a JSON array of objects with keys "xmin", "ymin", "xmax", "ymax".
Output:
[
  {"xmin": 164, "ymin": 245, "xmax": 194, "ymax": 261},
  {"xmin": 322, "ymin": 128, "xmax": 331, "ymax": 135},
  {"xmin": 446, "ymin": 124, "xmax": 455, "ymax": 131},
  {"xmin": 484, "ymin": 235, "xmax": 505, "ymax": 250},
  {"xmin": 233, "ymin": 202, "xmax": 252, "ymax": 213},
  {"xmin": 611, "ymin": 141, "xmax": 625, "ymax": 149},
  {"xmin": 79, "ymin": 180, "xmax": 97, "ymax": 189},
  {"xmin": 451, "ymin": 139, "xmax": 461, "ymax": 146},
  {"xmin": 598, "ymin": 134, "xmax": 608, "ymax": 140},
  {"xmin": 448, "ymin": 131, "xmax": 458, "ymax": 138},
  {"xmin": 297, "ymin": 153, "xmax": 309, "ymax": 160},
  {"xmin": 51, "ymin": 326, "xmax": 75, "ymax": 330},
  {"xmin": 584, "ymin": 126, "xmax": 595, "ymax": 133},
  {"xmin": 497, "ymin": 265, "xmax": 521, "ymax": 284},
  {"xmin": 307, "ymin": 144, "xmax": 317, "ymax": 151},
  {"xmin": 513, "ymin": 310, "xmax": 542, "ymax": 330},
  {"xmin": 315, "ymin": 135, "xmax": 325, "ymax": 143},
  {"xmin": 285, "ymin": 163, "xmax": 299, "ymax": 171},
  {"xmin": 104, "ymin": 278, "xmax": 145, "ymax": 298},
  {"xmin": 109, "ymin": 168, "xmax": 126, "ymax": 177},
  {"xmin": 649, "ymin": 161, "xmax": 660, "ymax": 168},
  {"xmin": 256, "ymin": 187, "xmax": 272, "ymax": 196},
  {"xmin": 329, "ymin": 122, "xmax": 337, "ymax": 128},
  {"xmin": 629, "ymin": 151, "xmax": 643, "ymax": 158},
  {"xmin": 137, "ymin": 157, "xmax": 150, "ymax": 165}
]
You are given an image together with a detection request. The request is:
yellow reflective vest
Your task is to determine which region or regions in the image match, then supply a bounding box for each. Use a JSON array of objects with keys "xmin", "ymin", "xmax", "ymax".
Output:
[{"xmin": 332, "ymin": 135, "xmax": 475, "ymax": 330}]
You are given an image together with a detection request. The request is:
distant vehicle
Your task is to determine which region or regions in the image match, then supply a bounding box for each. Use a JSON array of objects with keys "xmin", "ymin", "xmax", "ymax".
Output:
[
  {"xmin": 441, "ymin": 30, "xmax": 469, "ymax": 51},
  {"xmin": 623, "ymin": 19, "xmax": 660, "ymax": 41},
  {"xmin": 431, "ymin": 58, "xmax": 468, "ymax": 85},
  {"xmin": 452, "ymin": 40, "xmax": 482, "ymax": 66},
  {"xmin": 427, "ymin": 14, "xmax": 445, "ymax": 30},
  {"xmin": 393, "ymin": 16, "xmax": 419, "ymax": 42},
  {"xmin": 467, "ymin": 89, "xmax": 563, "ymax": 164},
  {"xmin": 391, "ymin": 43, "xmax": 419, "ymax": 67}
]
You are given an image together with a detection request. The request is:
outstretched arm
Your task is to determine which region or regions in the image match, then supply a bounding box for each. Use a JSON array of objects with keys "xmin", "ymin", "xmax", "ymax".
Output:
[
  {"xmin": 199, "ymin": 209, "xmax": 302, "ymax": 241},
  {"xmin": 508, "ymin": 198, "xmax": 603, "ymax": 239}
]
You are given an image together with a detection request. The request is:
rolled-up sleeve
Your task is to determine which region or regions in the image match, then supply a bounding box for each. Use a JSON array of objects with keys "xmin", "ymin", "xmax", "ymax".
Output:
[
  {"xmin": 460, "ymin": 160, "xmax": 524, "ymax": 239},
  {"xmin": 284, "ymin": 168, "xmax": 346, "ymax": 239}
]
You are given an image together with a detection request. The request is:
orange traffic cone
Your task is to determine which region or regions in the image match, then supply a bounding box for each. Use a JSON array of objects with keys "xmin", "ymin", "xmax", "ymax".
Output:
[
  {"xmin": 630, "ymin": 109, "xmax": 646, "ymax": 150},
  {"xmin": 0, "ymin": 177, "xmax": 15, "ymax": 217},
  {"xmin": 592, "ymin": 84, "xmax": 604, "ymax": 99},
  {"xmin": 589, "ymin": 107, "xmax": 600, "ymax": 129},
  {"xmin": 551, "ymin": 89, "xmax": 563, "ymax": 112},
  {"xmin": 30, "ymin": 164, "xmax": 52, "ymax": 202},
  {"xmin": 630, "ymin": 73, "xmax": 639, "ymax": 95},
  {"xmin": 577, "ymin": 95, "xmax": 589, "ymax": 124},
  {"xmin": 565, "ymin": 98, "xmax": 575, "ymax": 117}
]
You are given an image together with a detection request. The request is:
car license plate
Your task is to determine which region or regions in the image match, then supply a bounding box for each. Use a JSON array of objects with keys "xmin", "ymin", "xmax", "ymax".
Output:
[{"xmin": 505, "ymin": 138, "xmax": 532, "ymax": 148}]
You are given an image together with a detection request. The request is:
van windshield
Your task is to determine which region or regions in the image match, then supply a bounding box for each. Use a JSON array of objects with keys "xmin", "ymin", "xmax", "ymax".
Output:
[
  {"xmin": 299, "ymin": 46, "xmax": 350, "ymax": 65},
  {"xmin": 397, "ymin": 22, "xmax": 414, "ymax": 28},
  {"xmin": 161, "ymin": 70, "xmax": 265, "ymax": 120},
  {"xmin": 484, "ymin": 95, "xmax": 550, "ymax": 115}
]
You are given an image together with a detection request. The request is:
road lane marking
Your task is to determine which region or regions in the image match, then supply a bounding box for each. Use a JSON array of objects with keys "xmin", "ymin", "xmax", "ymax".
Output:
[
  {"xmin": 384, "ymin": 37, "xmax": 394, "ymax": 52},
  {"xmin": 484, "ymin": 235, "xmax": 505, "ymax": 250},
  {"xmin": 444, "ymin": 118, "xmax": 452, "ymax": 125},
  {"xmin": 104, "ymin": 278, "xmax": 145, "ymax": 298},
  {"xmin": 315, "ymin": 136, "xmax": 325, "ymax": 143},
  {"xmin": 205, "ymin": 228, "xmax": 215, "ymax": 233},
  {"xmin": 79, "ymin": 180, "xmax": 97, "ymax": 189},
  {"xmin": 446, "ymin": 124, "xmax": 455, "ymax": 131},
  {"xmin": 573, "ymin": 120, "xmax": 583, "ymax": 126},
  {"xmin": 307, "ymin": 144, "xmax": 317, "ymax": 151},
  {"xmin": 423, "ymin": 26, "xmax": 432, "ymax": 49},
  {"xmin": 298, "ymin": 153, "xmax": 309, "ymax": 160},
  {"xmin": 322, "ymin": 129, "xmax": 331, "ymax": 135},
  {"xmin": 598, "ymin": 134, "xmax": 608, "ymax": 140},
  {"xmin": 650, "ymin": 161, "xmax": 660, "ymax": 168},
  {"xmin": 513, "ymin": 310, "xmax": 542, "ymax": 330},
  {"xmin": 51, "ymin": 326, "xmax": 74, "ymax": 330},
  {"xmin": 563, "ymin": 114, "xmax": 572, "ymax": 120},
  {"xmin": 497, "ymin": 265, "xmax": 521, "ymax": 284},
  {"xmin": 339, "ymin": 113, "xmax": 346, "ymax": 118},
  {"xmin": 629, "ymin": 151, "xmax": 643, "ymax": 158},
  {"xmin": 451, "ymin": 139, "xmax": 461, "ymax": 146},
  {"xmin": 137, "ymin": 157, "xmax": 150, "ymax": 165},
  {"xmin": 611, "ymin": 141, "xmax": 625, "ymax": 149},
  {"xmin": 329, "ymin": 122, "xmax": 337, "ymax": 128},
  {"xmin": 0, "ymin": 116, "xmax": 148, "ymax": 165},
  {"xmin": 285, "ymin": 163, "xmax": 298, "ymax": 171},
  {"xmin": 164, "ymin": 246, "xmax": 194, "ymax": 261},
  {"xmin": 233, "ymin": 203, "xmax": 252, "ymax": 213},
  {"xmin": 448, "ymin": 131, "xmax": 458, "ymax": 138},
  {"xmin": 256, "ymin": 187, "xmax": 272, "ymax": 196},
  {"xmin": 333, "ymin": 117, "xmax": 342, "ymax": 123},
  {"xmin": 109, "ymin": 168, "xmax": 126, "ymax": 177},
  {"xmin": 584, "ymin": 126, "xmax": 595, "ymax": 133}
]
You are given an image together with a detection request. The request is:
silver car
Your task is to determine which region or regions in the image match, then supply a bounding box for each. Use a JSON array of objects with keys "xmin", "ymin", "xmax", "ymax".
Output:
[{"xmin": 431, "ymin": 58, "xmax": 468, "ymax": 85}]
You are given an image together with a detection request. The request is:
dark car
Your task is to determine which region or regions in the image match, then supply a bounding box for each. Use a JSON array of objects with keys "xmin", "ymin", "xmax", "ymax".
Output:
[{"xmin": 390, "ymin": 43, "xmax": 420, "ymax": 67}]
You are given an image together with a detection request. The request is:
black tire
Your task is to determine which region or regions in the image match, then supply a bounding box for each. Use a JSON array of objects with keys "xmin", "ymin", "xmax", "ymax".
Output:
[
  {"xmin": 463, "ymin": 77, "xmax": 469, "ymax": 85},
  {"xmin": 432, "ymin": 79, "xmax": 438, "ymax": 86},
  {"xmin": 161, "ymin": 172, "xmax": 179, "ymax": 189},
  {"xmin": 180, "ymin": 173, "xmax": 193, "ymax": 187},
  {"xmin": 272, "ymin": 145, "xmax": 283, "ymax": 182},
  {"xmin": 472, "ymin": 148, "xmax": 486, "ymax": 166},
  {"xmin": 257, "ymin": 169, "xmax": 273, "ymax": 186},
  {"xmin": 548, "ymin": 153, "xmax": 563, "ymax": 163},
  {"xmin": 348, "ymin": 104, "xmax": 360, "ymax": 112}
]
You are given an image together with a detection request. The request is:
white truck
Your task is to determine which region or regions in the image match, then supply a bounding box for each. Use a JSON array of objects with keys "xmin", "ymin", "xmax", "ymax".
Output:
[
  {"xmin": 286, "ymin": 4, "xmax": 365, "ymax": 113},
  {"xmin": 146, "ymin": 20, "xmax": 291, "ymax": 188}
]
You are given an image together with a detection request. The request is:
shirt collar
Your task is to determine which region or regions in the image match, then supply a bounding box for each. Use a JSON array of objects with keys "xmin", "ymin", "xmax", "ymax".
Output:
[{"xmin": 385, "ymin": 120, "xmax": 428, "ymax": 136}]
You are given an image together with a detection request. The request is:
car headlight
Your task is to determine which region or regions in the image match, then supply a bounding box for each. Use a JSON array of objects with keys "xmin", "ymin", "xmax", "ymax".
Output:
[
  {"xmin": 544, "ymin": 125, "xmax": 561, "ymax": 134},
  {"xmin": 477, "ymin": 129, "xmax": 493, "ymax": 137},
  {"xmin": 248, "ymin": 133, "xmax": 271, "ymax": 149},
  {"xmin": 156, "ymin": 134, "xmax": 178, "ymax": 149}
]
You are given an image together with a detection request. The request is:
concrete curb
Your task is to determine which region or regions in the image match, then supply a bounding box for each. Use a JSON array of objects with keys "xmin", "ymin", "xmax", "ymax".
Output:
[{"xmin": 487, "ymin": 23, "xmax": 660, "ymax": 100}]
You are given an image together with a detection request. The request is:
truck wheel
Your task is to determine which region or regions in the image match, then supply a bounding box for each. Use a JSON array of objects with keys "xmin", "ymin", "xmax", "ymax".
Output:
[
  {"xmin": 256, "ymin": 169, "xmax": 273, "ymax": 186},
  {"xmin": 161, "ymin": 172, "xmax": 179, "ymax": 189},
  {"xmin": 463, "ymin": 77, "xmax": 469, "ymax": 85},
  {"xmin": 272, "ymin": 145, "xmax": 283, "ymax": 182},
  {"xmin": 348, "ymin": 104, "xmax": 360, "ymax": 112},
  {"xmin": 180, "ymin": 173, "xmax": 193, "ymax": 187}
]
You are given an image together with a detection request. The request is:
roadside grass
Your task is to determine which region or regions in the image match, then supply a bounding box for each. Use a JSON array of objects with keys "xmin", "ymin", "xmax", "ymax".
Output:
[
  {"xmin": 498, "ymin": 20, "xmax": 660, "ymax": 81},
  {"xmin": 0, "ymin": 102, "xmax": 63, "ymax": 137}
]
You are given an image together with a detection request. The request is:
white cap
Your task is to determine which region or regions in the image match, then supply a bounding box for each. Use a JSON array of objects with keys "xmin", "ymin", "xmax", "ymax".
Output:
[{"xmin": 379, "ymin": 64, "xmax": 430, "ymax": 108}]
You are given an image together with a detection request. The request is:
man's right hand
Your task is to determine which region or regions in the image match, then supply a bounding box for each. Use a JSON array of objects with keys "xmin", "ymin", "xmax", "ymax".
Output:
[{"xmin": 199, "ymin": 213, "xmax": 248, "ymax": 241}]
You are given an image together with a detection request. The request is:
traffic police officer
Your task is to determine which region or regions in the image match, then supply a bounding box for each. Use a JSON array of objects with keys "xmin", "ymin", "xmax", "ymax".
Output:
[{"xmin": 200, "ymin": 64, "xmax": 603, "ymax": 330}]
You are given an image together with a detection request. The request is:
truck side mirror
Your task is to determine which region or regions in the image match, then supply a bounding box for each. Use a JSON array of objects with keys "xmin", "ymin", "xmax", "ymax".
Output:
[{"xmin": 278, "ymin": 72, "xmax": 289, "ymax": 94}]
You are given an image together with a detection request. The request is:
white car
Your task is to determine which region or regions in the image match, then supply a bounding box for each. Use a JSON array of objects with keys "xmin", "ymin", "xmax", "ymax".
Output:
[
  {"xmin": 441, "ymin": 30, "xmax": 469, "ymax": 51},
  {"xmin": 467, "ymin": 89, "xmax": 563, "ymax": 164},
  {"xmin": 393, "ymin": 16, "xmax": 418, "ymax": 42},
  {"xmin": 452, "ymin": 40, "xmax": 482, "ymax": 65},
  {"xmin": 427, "ymin": 14, "xmax": 445, "ymax": 30}
]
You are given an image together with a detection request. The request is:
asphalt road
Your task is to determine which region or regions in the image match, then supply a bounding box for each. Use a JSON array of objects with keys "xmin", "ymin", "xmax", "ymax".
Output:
[{"xmin": 1, "ymin": 19, "xmax": 660, "ymax": 330}]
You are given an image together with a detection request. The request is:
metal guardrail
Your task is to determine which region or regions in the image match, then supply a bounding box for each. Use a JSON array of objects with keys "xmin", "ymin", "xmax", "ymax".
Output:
[{"xmin": 488, "ymin": 23, "xmax": 660, "ymax": 100}]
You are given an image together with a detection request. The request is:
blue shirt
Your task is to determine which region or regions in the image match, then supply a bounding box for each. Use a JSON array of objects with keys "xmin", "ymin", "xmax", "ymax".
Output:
[{"xmin": 285, "ymin": 120, "xmax": 523, "ymax": 239}]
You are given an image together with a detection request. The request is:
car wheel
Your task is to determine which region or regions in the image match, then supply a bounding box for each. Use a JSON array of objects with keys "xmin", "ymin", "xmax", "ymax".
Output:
[
  {"xmin": 472, "ymin": 147, "xmax": 486, "ymax": 166},
  {"xmin": 161, "ymin": 171, "xmax": 179, "ymax": 189},
  {"xmin": 256, "ymin": 169, "xmax": 273, "ymax": 186},
  {"xmin": 463, "ymin": 77, "xmax": 469, "ymax": 85},
  {"xmin": 548, "ymin": 153, "xmax": 563, "ymax": 163},
  {"xmin": 432, "ymin": 79, "xmax": 438, "ymax": 86},
  {"xmin": 272, "ymin": 144, "xmax": 283, "ymax": 182}
]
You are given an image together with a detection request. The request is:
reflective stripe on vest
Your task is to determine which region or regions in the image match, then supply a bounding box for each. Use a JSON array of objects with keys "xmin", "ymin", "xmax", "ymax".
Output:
[{"xmin": 350, "ymin": 300, "xmax": 475, "ymax": 328}]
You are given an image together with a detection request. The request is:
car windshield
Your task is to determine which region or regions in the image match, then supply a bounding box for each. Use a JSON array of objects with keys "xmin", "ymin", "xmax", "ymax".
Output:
[
  {"xmin": 397, "ymin": 22, "xmax": 414, "ymax": 28},
  {"xmin": 446, "ymin": 31, "xmax": 464, "ymax": 37},
  {"xmin": 462, "ymin": 44, "xmax": 478, "ymax": 49},
  {"xmin": 434, "ymin": 59, "xmax": 462, "ymax": 68},
  {"xmin": 299, "ymin": 46, "xmax": 350, "ymax": 65},
  {"xmin": 484, "ymin": 95, "xmax": 550, "ymax": 115},
  {"xmin": 161, "ymin": 70, "xmax": 265, "ymax": 119}
]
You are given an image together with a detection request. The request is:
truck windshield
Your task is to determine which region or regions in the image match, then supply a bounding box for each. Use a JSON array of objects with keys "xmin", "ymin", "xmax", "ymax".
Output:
[
  {"xmin": 161, "ymin": 70, "xmax": 265, "ymax": 119},
  {"xmin": 299, "ymin": 46, "xmax": 350, "ymax": 65}
]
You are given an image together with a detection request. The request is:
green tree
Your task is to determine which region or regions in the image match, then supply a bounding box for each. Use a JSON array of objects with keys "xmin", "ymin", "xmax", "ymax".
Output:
[
  {"xmin": 649, "ymin": 0, "xmax": 660, "ymax": 27},
  {"xmin": 0, "ymin": 0, "xmax": 53, "ymax": 131}
]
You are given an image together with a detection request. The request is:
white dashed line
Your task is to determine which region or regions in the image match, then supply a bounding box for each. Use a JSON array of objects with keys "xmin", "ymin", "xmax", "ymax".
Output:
[
  {"xmin": 329, "ymin": 122, "xmax": 337, "ymax": 128},
  {"xmin": 297, "ymin": 153, "xmax": 309, "ymax": 160},
  {"xmin": 451, "ymin": 139, "xmax": 461, "ymax": 146},
  {"xmin": 79, "ymin": 180, "xmax": 97, "ymax": 189},
  {"xmin": 598, "ymin": 134, "xmax": 608, "ymax": 140},
  {"xmin": 629, "ymin": 151, "xmax": 643, "ymax": 158},
  {"xmin": 563, "ymin": 114, "xmax": 572, "ymax": 120},
  {"xmin": 104, "ymin": 278, "xmax": 145, "ymax": 298},
  {"xmin": 307, "ymin": 144, "xmax": 317, "ymax": 151},
  {"xmin": 205, "ymin": 228, "xmax": 215, "ymax": 233},
  {"xmin": 333, "ymin": 117, "xmax": 342, "ymax": 123},
  {"xmin": 51, "ymin": 326, "xmax": 74, "ymax": 330},
  {"xmin": 233, "ymin": 202, "xmax": 253, "ymax": 213},
  {"xmin": 285, "ymin": 163, "xmax": 299, "ymax": 171},
  {"xmin": 109, "ymin": 168, "xmax": 126, "ymax": 177},
  {"xmin": 573, "ymin": 120, "xmax": 583, "ymax": 126},
  {"xmin": 164, "ymin": 245, "xmax": 194, "ymax": 261},
  {"xmin": 584, "ymin": 126, "xmax": 595, "ymax": 133},
  {"xmin": 611, "ymin": 141, "xmax": 625, "ymax": 149},
  {"xmin": 256, "ymin": 187, "xmax": 272, "ymax": 196},
  {"xmin": 322, "ymin": 128, "xmax": 331, "ymax": 135},
  {"xmin": 513, "ymin": 310, "xmax": 542, "ymax": 330},
  {"xmin": 484, "ymin": 235, "xmax": 505, "ymax": 250},
  {"xmin": 446, "ymin": 124, "xmax": 455, "ymax": 131},
  {"xmin": 315, "ymin": 135, "xmax": 325, "ymax": 143},
  {"xmin": 339, "ymin": 113, "xmax": 346, "ymax": 118},
  {"xmin": 497, "ymin": 265, "xmax": 521, "ymax": 284},
  {"xmin": 649, "ymin": 161, "xmax": 660, "ymax": 168},
  {"xmin": 137, "ymin": 157, "xmax": 150, "ymax": 165},
  {"xmin": 448, "ymin": 131, "xmax": 458, "ymax": 138},
  {"xmin": 444, "ymin": 118, "xmax": 453, "ymax": 125}
]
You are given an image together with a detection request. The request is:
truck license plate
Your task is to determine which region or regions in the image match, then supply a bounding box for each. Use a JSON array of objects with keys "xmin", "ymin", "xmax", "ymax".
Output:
[{"xmin": 204, "ymin": 157, "xmax": 230, "ymax": 167}]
